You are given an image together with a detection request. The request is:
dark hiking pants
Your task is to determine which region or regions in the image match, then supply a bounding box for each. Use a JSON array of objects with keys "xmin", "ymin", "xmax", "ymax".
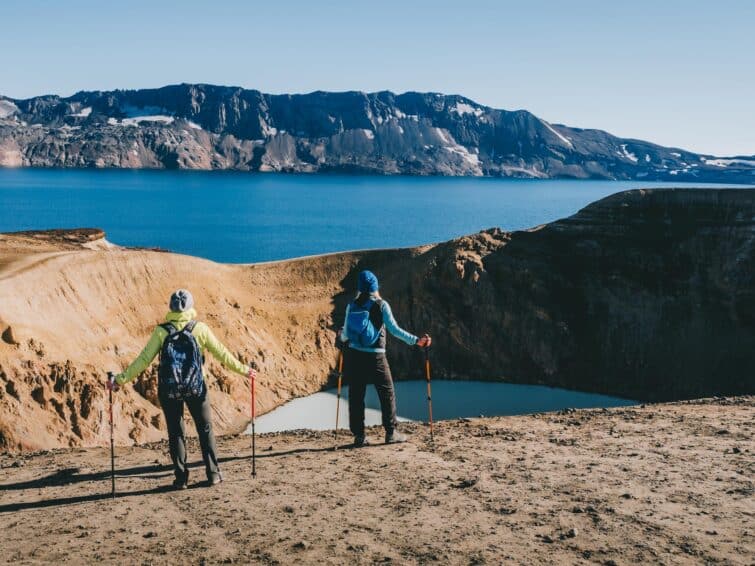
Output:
[
  {"xmin": 346, "ymin": 349, "xmax": 398, "ymax": 437},
  {"xmin": 160, "ymin": 393, "xmax": 220, "ymax": 482}
]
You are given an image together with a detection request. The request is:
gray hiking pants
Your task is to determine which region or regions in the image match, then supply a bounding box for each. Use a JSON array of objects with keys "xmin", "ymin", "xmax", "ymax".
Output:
[
  {"xmin": 160, "ymin": 393, "xmax": 220, "ymax": 482},
  {"xmin": 346, "ymin": 350, "xmax": 398, "ymax": 437}
]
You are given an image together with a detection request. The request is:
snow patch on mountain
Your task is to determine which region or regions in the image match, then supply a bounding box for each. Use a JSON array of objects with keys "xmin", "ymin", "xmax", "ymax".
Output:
[
  {"xmin": 435, "ymin": 127, "xmax": 452, "ymax": 144},
  {"xmin": 108, "ymin": 115, "xmax": 175, "ymax": 127},
  {"xmin": 105, "ymin": 105, "xmax": 176, "ymax": 126},
  {"xmin": 620, "ymin": 144, "xmax": 639, "ymax": 163},
  {"xmin": 71, "ymin": 107, "xmax": 92, "ymax": 118},
  {"xmin": 444, "ymin": 145, "xmax": 481, "ymax": 168},
  {"xmin": 451, "ymin": 102, "xmax": 484, "ymax": 117},
  {"xmin": 540, "ymin": 120, "xmax": 574, "ymax": 148},
  {"xmin": 702, "ymin": 157, "xmax": 755, "ymax": 167}
]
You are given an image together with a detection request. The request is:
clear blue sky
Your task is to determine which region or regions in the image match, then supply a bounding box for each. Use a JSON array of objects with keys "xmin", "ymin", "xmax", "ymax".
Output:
[{"xmin": 2, "ymin": 0, "xmax": 753, "ymax": 156}]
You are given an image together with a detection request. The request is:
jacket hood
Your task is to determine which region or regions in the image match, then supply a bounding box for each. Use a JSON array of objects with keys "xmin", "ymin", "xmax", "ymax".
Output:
[{"xmin": 164, "ymin": 308, "xmax": 198, "ymax": 329}]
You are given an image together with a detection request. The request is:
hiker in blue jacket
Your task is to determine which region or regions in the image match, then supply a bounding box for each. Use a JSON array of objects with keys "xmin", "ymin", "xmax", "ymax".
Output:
[{"xmin": 339, "ymin": 270, "xmax": 431, "ymax": 447}]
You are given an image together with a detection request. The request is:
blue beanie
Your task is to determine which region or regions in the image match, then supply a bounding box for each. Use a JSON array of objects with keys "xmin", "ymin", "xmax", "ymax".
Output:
[{"xmin": 357, "ymin": 270, "xmax": 379, "ymax": 293}]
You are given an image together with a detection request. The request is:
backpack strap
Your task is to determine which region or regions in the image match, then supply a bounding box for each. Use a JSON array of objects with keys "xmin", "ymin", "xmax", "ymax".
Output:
[
  {"xmin": 160, "ymin": 322, "xmax": 177, "ymax": 335},
  {"xmin": 157, "ymin": 323, "xmax": 175, "ymax": 364},
  {"xmin": 181, "ymin": 320, "xmax": 203, "ymax": 364}
]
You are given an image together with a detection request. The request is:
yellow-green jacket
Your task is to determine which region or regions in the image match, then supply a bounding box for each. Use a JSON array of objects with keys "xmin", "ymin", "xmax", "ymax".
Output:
[{"xmin": 115, "ymin": 308, "xmax": 248, "ymax": 385}]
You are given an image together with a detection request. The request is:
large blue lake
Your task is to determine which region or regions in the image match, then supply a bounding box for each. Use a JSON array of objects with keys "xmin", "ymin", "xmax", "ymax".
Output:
[{"xmin": 0, "ymin": 168, "xmax": 746, "ymax": 263}]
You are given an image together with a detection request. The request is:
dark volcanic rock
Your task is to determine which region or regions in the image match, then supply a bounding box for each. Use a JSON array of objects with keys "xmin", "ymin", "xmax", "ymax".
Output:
[
  {"xmin": 0, "ymin": 84, "xmax": 752, "ymax": 182},
  {"xmin": 354, "ymin": 189, "xmax": 755, "ymax": 401}
]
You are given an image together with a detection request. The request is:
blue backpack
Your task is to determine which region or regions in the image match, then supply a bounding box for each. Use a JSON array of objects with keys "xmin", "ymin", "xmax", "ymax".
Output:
[
  {"xmin": 158, "ymin": 321, "xmax": 205, "ymax": 400},
  {"xmin": 345, "ymin": 299, "xmax": 383, "ymax": 347}
]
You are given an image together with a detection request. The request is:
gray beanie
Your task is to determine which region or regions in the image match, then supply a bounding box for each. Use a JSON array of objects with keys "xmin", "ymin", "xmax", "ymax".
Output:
[{"xmin": 169, "ymin": 289, "xmax": 194, "ymax": 312}]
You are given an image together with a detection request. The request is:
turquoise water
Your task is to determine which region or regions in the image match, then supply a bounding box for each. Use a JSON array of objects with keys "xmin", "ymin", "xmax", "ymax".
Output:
[
  {"xmin": 0, "ymin": 168, "xmax": 746, "ymax": 263},
  {"xmin": 250, "ymin": 380, "xmax": 636, "ymax": 433}
]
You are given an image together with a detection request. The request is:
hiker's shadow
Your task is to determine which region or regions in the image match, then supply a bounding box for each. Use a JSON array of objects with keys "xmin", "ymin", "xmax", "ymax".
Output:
[
  {"xmin": 0, "ymin": 443, "xmax": 351, "ymax": 513},
  {"xmin": 255, "ymin": 444, "xmax": 354, "ymax": 459},
  {"xmin": 0, "ymin": 463, "xmax": 174, "ymax": 492},
  {"xmin": 0, "ymin": 485, "xmax": 172, "ymax": 513},
  {"xmin": 1, "ymin": 444, "xmax": 348, "ymax": 491}
]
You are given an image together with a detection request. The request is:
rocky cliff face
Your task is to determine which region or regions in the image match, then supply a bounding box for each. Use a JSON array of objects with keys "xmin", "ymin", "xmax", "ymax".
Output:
[
  {"xmin": 378, "ymin": 189, "xmax": 755, "ymax": 401},
  {"xmin": 0, "ymin": 189, "xmax": 752, "ymax": 451},
  {"xmin": 1, "ymin": 84, "xmax": 752, "ymax": 182}
]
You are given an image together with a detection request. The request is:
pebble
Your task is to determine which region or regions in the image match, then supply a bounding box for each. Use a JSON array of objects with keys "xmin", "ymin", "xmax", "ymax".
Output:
[
  {"xmin": 1, "ymin": 326, "xmax": 19, "ymax": 345},
  {"xmin": 563, "ymin": 528, "xmax": 578, "ymax": 539}
]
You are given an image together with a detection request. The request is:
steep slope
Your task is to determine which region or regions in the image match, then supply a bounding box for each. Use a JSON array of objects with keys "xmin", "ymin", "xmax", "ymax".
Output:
[
  {"xmin": 395, "ymin": 189, "xmax": 755, "ymax": 400},
  {"xmin": 0, "ymin": 84, "xmax": 752, "ymax": 182},
  {"xmin": 0, "ymin": 188, "xmax": 753, "ymax": 451}
]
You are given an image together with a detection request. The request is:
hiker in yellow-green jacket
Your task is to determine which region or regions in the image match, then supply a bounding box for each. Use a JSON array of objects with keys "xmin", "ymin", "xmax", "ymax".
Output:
[{"xmin": 109, "ymin": 289, "xmax": 256, "ymax": 489}]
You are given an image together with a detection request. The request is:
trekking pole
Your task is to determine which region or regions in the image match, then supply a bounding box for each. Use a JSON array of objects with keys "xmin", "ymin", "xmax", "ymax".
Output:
[
  {"xmin": 251, "ymin": 369, "xmax": 256, "ymax": 477},
  {"xmin": 106, "ymin": 371, "xmax": 116, "ymax": 498},
  {"xmin": 423, "ymin": 346, "xmax": 434, "ymax": 443},
  {"xmin": 334, "ymin": 350, "xmax": 344, "ymax": 450}
]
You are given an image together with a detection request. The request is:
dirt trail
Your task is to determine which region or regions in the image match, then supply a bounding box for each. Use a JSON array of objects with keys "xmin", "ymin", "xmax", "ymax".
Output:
[{"xmin": 1, "ymin": 398, "xmax": 752, "ymax": 565}]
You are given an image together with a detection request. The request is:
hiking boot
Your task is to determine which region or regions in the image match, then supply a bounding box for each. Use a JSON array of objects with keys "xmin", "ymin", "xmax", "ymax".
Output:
[
  {"xmin": 352, "ymin": 435, "xmax": 371, "ymax": 448},
  {"xmin": 172, "ymin": 478, "xmax": 188, "ymax": 490},
  {"xmin": 208, "ymin": 473, "xmax": 223, "ymax": 487},
  {"xmin": 385, "ymin": 431, "xmax": 408, "ymax": 444}
]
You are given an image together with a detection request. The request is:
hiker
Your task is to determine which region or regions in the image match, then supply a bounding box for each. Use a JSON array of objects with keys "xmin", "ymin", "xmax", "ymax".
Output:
[
  {"xmin": 108, "ymin": 289, "xmax": 255, "ymax": 489},
  {"xmin": 338, "ymin": 270, "xmax": 431, "ymax": 447}
]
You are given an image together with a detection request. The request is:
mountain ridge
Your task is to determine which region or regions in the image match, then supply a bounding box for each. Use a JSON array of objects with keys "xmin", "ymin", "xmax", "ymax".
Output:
[{"xmin": 0, "ymin": 83, "xmax": 753, "ymax": 182}]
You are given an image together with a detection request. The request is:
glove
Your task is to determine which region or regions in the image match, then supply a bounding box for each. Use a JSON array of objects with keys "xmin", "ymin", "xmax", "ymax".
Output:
[
  {"xmin": 106, "ymin": 373, "xmax": 120, "ymax": 392},
  {"xmin": 335, "ymin": 328, "xmax": 348, "ymax": 350}
]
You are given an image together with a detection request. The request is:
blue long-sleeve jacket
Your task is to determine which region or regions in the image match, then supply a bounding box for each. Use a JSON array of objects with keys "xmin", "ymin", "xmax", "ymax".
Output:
[{"xmin": 340, "ymin": 299, "xmax": 417, "ymax": 353}]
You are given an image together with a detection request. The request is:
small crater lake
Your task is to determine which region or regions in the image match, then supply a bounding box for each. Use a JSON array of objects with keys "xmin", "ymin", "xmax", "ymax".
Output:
[{"xmin": 248, "ymin": 380, "xmax": 636, "ymax": 434}]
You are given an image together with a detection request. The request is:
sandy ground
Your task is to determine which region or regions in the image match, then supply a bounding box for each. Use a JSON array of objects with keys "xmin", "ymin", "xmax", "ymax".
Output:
[{"xmin": 1, "ymin": 397, "xmax": 752, "ymax": 565}]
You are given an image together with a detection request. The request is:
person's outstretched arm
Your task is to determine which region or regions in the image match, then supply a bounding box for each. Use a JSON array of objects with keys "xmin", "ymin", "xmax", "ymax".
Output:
[
  {"xmin": 115, "ymin": 327, "xmax": 165, "ymax": 385},
  {"xmin": 196, "ymin": 323, "xmax": 249, "ymax": 375},
  {"xmin": 381, "ymin": 301, "xmax": 418, "ymax": 346}
]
